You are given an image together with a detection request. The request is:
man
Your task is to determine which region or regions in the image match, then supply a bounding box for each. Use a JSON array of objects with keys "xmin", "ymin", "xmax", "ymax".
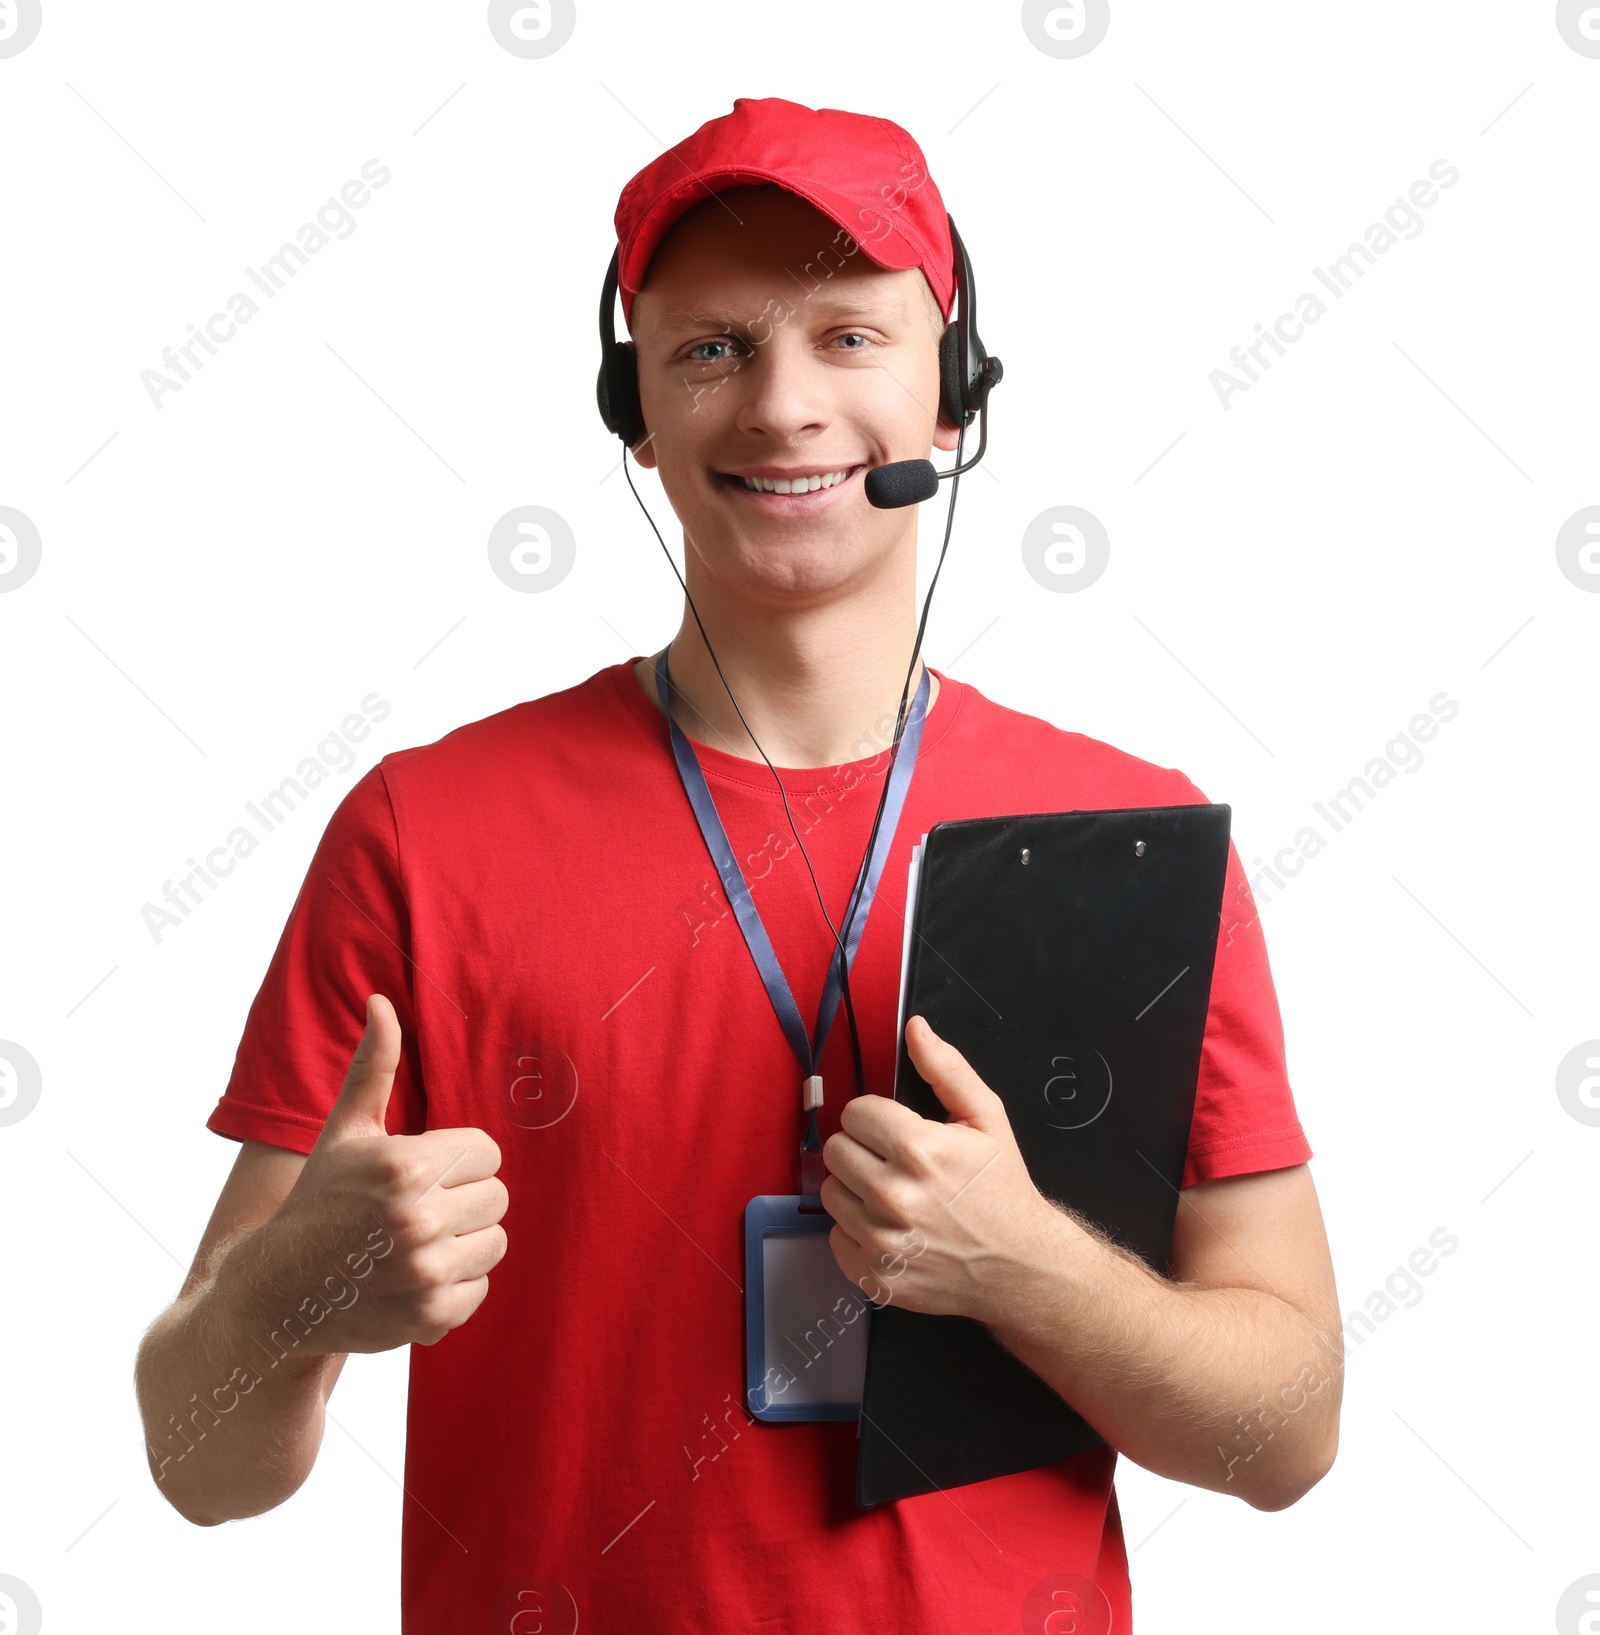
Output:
[{"xmin": 136, "ymin": 97, "xmax": 1340, "ymax": 1632}]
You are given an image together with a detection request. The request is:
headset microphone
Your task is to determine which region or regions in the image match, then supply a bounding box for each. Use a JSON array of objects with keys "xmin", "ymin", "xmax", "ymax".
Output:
[
  {"xmin": 863, "ymin": 359, "xmax": 1001, "ymax": 507},
  {"xmin": 863, "ymin": 460, "xmax": 939, "ymax": 510}
]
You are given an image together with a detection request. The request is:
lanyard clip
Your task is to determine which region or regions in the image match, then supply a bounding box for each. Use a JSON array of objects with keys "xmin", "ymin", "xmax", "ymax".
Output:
[
  {"xmin": 799, "ymin": 1145, "xmax": 826, "ymax": 1196},
  {"xmin": 799, "ymin": 1075, "xmax": 825, "ymax": 1195}
]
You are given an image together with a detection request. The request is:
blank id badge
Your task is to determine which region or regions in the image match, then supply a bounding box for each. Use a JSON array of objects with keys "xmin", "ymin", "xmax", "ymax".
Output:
[{"xmin": 743, "ymin": 1195, "xmax": 873, "ymax": 1422}]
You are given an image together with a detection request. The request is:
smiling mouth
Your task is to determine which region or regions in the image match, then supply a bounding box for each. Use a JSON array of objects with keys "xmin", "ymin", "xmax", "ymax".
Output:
[{"xmin": 717, "ymin": 465, "xmax": 864, "ymax": 495}]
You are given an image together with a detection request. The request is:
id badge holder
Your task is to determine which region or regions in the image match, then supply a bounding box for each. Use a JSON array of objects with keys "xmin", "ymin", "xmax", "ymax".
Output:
[{"xmin": 743, "ymin": 1195, "xmax": 873, "ymax": 1422}]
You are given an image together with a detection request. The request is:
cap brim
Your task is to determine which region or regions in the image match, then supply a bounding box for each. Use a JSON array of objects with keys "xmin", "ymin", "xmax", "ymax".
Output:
[{"xmin": 621, "ymin": 167, "xmax": 927, "ymax": 315}]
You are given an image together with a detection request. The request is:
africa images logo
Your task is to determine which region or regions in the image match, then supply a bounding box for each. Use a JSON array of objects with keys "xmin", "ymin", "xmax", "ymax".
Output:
[
  {"xmin": 1021, "ymin": 0, "xmax": 1110, "ymax": 58},
  {"xmin": 1555, "ymin": 506, "xmax": 1600, "ymax": 592},
  {"xmin": 0, "ymin": 0, "xmax": 42, "ymax": 56},
  {"xmin": 487, "ymin": 506, "xmax": 576, "ymax": 593},
  {"xmin": 0, "ymin": 1042, "xmax": 44, "ymax": 1128},
  {"xmin": 486, "ymin": 0, "xmax": 576, "ymax": 57},
  {"xmin": 0, "ymin": 506, "xmax": 43, "ymax": 593},
  {"xmin": 1556, "ymin": 0, "xmax": 1600, "ymax": 55}
]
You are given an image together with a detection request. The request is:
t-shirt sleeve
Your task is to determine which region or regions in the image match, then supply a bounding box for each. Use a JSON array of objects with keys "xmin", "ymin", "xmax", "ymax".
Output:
[
  {"xmin": 205, "ymin": 761, "xmax": 427, "ymax": 1154},
  {"xmin": 1166, "ymin": 770, "xmax": 1312, "ymax": 1187}
]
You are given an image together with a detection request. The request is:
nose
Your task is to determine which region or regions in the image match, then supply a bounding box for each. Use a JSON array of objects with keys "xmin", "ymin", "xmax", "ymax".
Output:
[{"xmin": 732, "ymin": 325, "xmax": 829, "ymax": 442}]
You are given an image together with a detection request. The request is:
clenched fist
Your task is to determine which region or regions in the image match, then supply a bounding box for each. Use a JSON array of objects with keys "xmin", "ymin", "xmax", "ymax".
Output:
[{"xmin": 254, "ymin": 994, "xmax": 509, "ymax": 1352}]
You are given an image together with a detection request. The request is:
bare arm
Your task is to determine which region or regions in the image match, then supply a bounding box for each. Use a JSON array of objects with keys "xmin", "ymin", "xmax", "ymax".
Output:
[
  {"xmin": 135, "ymin": 995, "xmax": 509, "ymax": 1526},
  {"xmin": 982, "ymin": 1164, "xmax": 1343, "ymax": 1510},
  {"xmin": 134, "ymin": 1141, "xmax": 341, "ymax": 1525}
]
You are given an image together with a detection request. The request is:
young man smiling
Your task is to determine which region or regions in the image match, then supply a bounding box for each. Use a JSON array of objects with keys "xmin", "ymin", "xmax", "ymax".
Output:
[{"xmin": 136, "ymin": 98, "xmax": 1340, "ymax": 1632}]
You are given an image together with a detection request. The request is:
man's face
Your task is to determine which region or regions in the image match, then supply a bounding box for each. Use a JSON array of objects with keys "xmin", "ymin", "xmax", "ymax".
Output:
[{"xmin": 628, "ymin": 185, "xmax": 962, "ymax": 609}]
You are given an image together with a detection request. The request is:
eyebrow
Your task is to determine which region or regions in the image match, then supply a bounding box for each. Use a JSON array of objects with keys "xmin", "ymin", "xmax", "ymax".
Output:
[{"xmin": 646, "ymin": 294, "xmax": 898, "ymax": 336}]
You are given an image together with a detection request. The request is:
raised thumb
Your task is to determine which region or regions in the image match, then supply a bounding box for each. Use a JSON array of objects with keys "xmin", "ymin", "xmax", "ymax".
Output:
[
  {"xmin": 905, "ymin": 1015, "xmax": 1007, "ymax": 1132},
  {"xmin": 317, "ymin": 993, "xmax": 401, "ymax": 1144}
]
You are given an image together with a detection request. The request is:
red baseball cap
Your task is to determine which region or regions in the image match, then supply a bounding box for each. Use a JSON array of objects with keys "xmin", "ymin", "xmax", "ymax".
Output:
[{"xmin": 613, "ymin": 96, "xmax": 955, "ymax": 332}]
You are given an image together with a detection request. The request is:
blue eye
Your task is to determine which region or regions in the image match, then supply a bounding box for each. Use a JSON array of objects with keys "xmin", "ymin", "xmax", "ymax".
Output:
[{"xmin": 686, "ymin": 339, "xmax": 742, "ymax": 363}]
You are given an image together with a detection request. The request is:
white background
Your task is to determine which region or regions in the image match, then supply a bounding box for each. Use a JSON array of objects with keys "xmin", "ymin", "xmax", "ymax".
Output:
[{"xmin": 2, "ymin": 2, "xmax": 1597, "ymax": 1630}]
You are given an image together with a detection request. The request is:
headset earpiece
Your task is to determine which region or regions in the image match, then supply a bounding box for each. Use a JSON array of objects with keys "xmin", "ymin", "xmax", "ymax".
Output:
[
  {"xmin": 596, "ymin": 249, "xmax": 647, "ymax": 449},
  {"xmin": 938, "ymin": 215, "xmax": 1000, "ymax": 432},
  {"xmin": 937, "ymin": 322, "xmax": 966, "ymax": 430}
]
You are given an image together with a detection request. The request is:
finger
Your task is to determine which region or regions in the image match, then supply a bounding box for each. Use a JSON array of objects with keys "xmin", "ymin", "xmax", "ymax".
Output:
[
  {"xmin": 436, "ymin": 1176, "xmax": 508, "ymax": 1236},
  {"xmin": 905, "ymin": 1015, "xmax": 1007, "ymax": 1130},
  {"xmin": 822, "ymin": 1128, "xmax": 889, "ymax": 1198},
  {"xmin": 419, "ymin": 1275, "xmax": 491, "ymax": 1343},
  {"xmin": 445, "ymin": 1224, "xmax": 508, "ymax": 1283},
  {"xmin": 820, "ymin": 1173, "xmax": 887, "ymax": 1240},
  {"xmin": 396, "ymin": 1127, "xmax": 503, "ymax": 1193},
  {"xmin": 838, "ymin": 1091, "xmax": 929, "ymax": 1164},
  {"xmin": 317, "ymin": 994, "xmax": 401, "ymax": 1144},
  {"xmin": 826, "ymin": 1190, "xmax": 862, "ymax": 1249}
]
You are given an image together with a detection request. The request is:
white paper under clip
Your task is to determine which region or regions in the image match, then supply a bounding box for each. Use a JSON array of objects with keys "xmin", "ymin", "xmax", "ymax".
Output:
[{"xmin": 890, "ymin": 834, "xmax": 929, "ymax": 1101}]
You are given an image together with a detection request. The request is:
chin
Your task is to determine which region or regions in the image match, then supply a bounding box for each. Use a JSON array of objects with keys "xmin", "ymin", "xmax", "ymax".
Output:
[{"xmin": 724, "ymin": 530, "xmax": 882, "ymax": 600}]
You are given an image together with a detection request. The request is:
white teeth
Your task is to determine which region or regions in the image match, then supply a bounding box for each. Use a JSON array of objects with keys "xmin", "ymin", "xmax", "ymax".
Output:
[{"xmin": 735, "ymin": 468, "xmax": 853, "ymax": 494}]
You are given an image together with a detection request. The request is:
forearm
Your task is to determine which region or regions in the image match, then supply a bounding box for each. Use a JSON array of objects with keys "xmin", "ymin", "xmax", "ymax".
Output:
[
  {"xmin": 981, "ymin": 1207, "xmax": 1343, "ymax": 1509},
  {"xmin": 135, "ymin": 1222, "xmax": 345, "ymax": 1525}
]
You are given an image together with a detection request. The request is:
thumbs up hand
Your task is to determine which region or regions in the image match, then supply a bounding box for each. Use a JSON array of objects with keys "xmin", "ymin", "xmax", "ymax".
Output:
[
  {"xmin": 254, "ymin": 995, "xmax": 509, "ymax": 1354},
  {"xmin": 820, "ymin": 1015, "xmax": 1065, "ymax": 1324}
]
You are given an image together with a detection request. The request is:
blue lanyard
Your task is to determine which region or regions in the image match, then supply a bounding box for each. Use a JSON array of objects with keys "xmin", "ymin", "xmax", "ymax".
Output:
[{"xmin": 653, "ymin": 646, "xmax": 931, "ymax": 1188}]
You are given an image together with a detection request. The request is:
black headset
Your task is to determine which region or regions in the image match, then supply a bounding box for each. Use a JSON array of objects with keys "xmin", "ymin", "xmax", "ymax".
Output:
[
  {"xmin": 594, "ymin": 209, "xmax": 1002, "ymax": 1115},
  {"xmin": 596, "ymin": 212, "xmax": 1002, "ymax": 497}
]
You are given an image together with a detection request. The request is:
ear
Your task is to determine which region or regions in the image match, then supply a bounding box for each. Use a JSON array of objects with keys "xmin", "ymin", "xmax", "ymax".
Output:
[{"xmin": 932, "ymin": 414, "xmax": 963, "ymax": 453}]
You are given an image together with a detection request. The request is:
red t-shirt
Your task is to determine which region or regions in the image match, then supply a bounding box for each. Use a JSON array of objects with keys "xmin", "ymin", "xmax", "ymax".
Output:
[{"xmin": 207, "ymin": 659, "xmax": 1311, "ymax": 1634}]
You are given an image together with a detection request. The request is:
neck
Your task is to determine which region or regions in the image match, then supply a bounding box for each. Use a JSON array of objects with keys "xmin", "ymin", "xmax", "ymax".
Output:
[{"xmin": 632, "ymin": 550, "xmax": 939, "ymax": 770}]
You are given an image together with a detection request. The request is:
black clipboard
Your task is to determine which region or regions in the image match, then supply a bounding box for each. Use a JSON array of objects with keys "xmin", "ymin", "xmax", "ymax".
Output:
[{"xmin": 856, "ymin": 803, "xmax": 1232, "ymax": 1506}]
